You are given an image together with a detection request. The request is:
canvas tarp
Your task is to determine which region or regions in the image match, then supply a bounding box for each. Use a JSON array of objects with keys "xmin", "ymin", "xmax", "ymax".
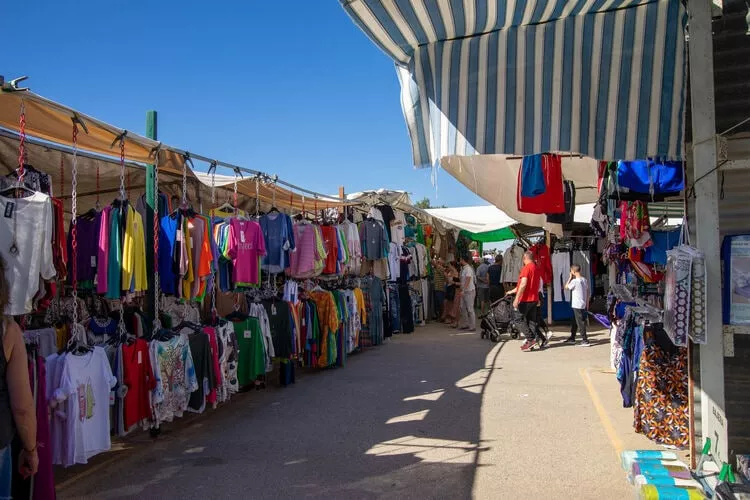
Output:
[
  {"xmin": 0, "ymin": 88, "xmax": 352, "ymax": 213},
  {"xmin": 0, "ymin": 130, "xmax": 349, "ymax": 217},
  {"xmin": 439, "ymin": 153, "xmax": 599, "ymax": 235},
  {"xmin": 425, "ymin": 206, "xmax": 517, "ymax": 242}
]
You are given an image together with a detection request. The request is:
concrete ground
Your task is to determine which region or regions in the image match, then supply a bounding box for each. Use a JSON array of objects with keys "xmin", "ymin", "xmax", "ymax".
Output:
[{"xmin": 57, "ymin": 321, "xmax": 673, "ymax": 499}]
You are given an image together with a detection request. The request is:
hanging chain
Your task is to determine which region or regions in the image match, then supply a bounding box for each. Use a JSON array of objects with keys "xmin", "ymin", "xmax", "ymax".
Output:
[
  {"xmin": 71, "ymin": 123, "xmax": 80, "ymax": 328},
  {"xmin": 210, "ymin": 162, "xmax": 217, "ymax": 319},
  {"xmin": 59, "ymin": 153, "xmax": 64, "ymax": 198},
  {"xmin": 255, "ymin": 175, "xmax": 260, "ymax": 216},
  {"xmin": 182, "ymin": 155, "xmax": 188, "ymax": 206},
  {"xmin": 119, "ymin": 136, "xmax": 126, "ymax": 200},
  {"xmin": 117, "ymin": 134, "xmax": 127, "ymax": 335},
  {"xmin": 233, "ymin": 169, "xmax": 239, "ymax": 210},
  {"xmin": 152, "ymin": 149, "xmax": 162, "ymax": 332},
  {"xmin": 95, "ymin": 162, "xmax": 101, "ymax": 210},
  {"xmin": 17, "ymin": 100, "xmax": 26, "ymax": 182},
  {"xmin": 232, "ymin": 168, "xmax": 240, "ymax": 311}
]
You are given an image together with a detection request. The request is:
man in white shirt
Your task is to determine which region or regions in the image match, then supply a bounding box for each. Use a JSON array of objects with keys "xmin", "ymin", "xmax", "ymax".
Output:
[
  {"xmin": 457, "ymin": 254, "xmax": 477, "ymax": 331},
  {"xmin": 565, "ymin": 264, "xmax": 590, "ymax": 346}
]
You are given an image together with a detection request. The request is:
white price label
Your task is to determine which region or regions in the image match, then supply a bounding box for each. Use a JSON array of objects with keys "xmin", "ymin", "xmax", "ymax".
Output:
[
  {"xmin": 137, "ymin": 351, "xmax": 142, "ymax": 365},
  {"xmin": 240, "ymin": 231, "xmax": 246, "ymax": 243},
  {"xmin": 244, "ymin": 330, "xmax": 252, "ymax": 339},
  {"xmin": 91, "ymin": 256, "xmax": 96, "ymax": 267}
]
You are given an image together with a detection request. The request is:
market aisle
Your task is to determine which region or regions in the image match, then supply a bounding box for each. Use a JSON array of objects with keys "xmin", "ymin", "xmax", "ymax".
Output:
[{"xmin": 58, "ymin": 324, "xmax": 636, "ymax": 499}]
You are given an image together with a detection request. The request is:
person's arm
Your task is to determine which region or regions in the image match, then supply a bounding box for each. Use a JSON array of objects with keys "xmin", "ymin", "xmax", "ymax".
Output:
[
  {"xmin": 565, "ymin": 273, "xmax": 576, "ymax": 290},
  {"xmin": 513, "ymin": 277, "xmax": 528, "ymax": 308},
  {"xmin": 4, "ymin": 319, "xmax": 38, "ymax": 477}
]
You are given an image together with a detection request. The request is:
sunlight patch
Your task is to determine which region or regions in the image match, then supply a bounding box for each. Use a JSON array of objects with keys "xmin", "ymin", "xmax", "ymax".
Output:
[
  {"xmin": 366, "ymin": 435, "xmax": 478, "ymax": 464},
  {"xmin": 454, "ymin": 368, "xmax": 490, "ymax": 394},
  {"xmin": 403, "ymin": 390, "xmax": 445, "ymax": 402},
  {"xmin": 386, "ymin": 409, "xmax": 430, "ymax": 424}
]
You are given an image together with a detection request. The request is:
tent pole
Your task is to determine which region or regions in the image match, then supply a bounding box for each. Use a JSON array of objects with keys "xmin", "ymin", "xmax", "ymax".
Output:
[
  {"xmin": 145, "ymin": 110, "xmax": 157, "ymax": 323},
  {"xmin": 687, "ymin": 0, "xmax": 726, "ymax": 464},
  {"xmin": 545, "ymin": 230, "xmax": 553, "ymax": 326}
]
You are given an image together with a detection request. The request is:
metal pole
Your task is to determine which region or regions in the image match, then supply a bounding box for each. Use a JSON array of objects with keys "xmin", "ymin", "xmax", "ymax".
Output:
[
  {"xmin": 545, "ymin": 230, "xmax": 553, "ymax": 325},
  {"xmin": 687, "ymin": 0, "xmax": 727, "ymax": 464},
  {"xmin": 145, "ymin": 110, "xmax": 157, "ymax": 321}
]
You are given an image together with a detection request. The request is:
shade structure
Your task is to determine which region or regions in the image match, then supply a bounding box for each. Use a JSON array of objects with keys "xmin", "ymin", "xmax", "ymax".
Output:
[
  {"xmin": 425, "ymin": 205, "xmax": 517, "ymax": 240},
  {"xmin": 341, "ymin": 0, "xmax": 688, "ymax": 167},
  {"xmin": 0, "ymin": 90, "xmax": 353, "ymax": 213}
]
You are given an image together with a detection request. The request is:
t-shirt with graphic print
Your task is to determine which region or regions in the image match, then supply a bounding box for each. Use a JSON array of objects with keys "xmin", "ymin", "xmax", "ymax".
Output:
[{"xmin": 227, "ymin": 218, "xmax": 266, "ymax": 287}]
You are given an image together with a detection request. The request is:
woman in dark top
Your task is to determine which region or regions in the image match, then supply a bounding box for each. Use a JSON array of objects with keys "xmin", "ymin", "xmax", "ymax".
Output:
[
  {"xmin": 0, "ymin": 257, "xmax": 38, "ymax": 496},
  {"xmin": 488, "ymin": 254, "xmax": 505, "ymax": 303}
]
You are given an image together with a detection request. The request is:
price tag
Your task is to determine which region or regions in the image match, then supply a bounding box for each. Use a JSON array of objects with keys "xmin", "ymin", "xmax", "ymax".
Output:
[
  {"xmin": 244, "ymin": 330, "xmax": 252, "ymax": 339},
  {"xmin": 271, "ymin": 304, "xmax": 277, "ymax": 316},
  {"xmin": 4, "ymin": 202, "xmax": 14, "ymax": 218},
  {"xmin": 240, "ymin": 231, "xmax": 246, "ymax": 243},
  {"xmin": 109, "ymin": 391, "xmax": 115, "ymax": 406},
  {"xmin": 137, "ymin": 351, "xmax": 143, "ymax": 365},
  {"xmin": 190, "ymin": 237, "xmax": 194, "ymax": 249},
  {"xmin": 91, "ymin": 256, "xmax": 97, "ymax": 268}
]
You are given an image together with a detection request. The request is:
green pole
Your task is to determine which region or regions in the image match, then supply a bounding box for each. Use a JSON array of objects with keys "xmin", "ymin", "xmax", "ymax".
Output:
[{"xmin": 145, "ymin": 111, "xmax": 157, "ymax": 325}]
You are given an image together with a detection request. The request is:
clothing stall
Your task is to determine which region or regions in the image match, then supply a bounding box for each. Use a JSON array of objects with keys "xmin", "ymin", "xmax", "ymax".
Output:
[{"xmin": 0, "ymin": 90, "xmax": 444, "ymax": 495}]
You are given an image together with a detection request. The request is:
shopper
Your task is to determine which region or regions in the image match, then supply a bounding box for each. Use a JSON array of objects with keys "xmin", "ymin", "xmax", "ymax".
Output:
[
  {"xmin": 475, "ymin": 258, "xmax": 490, "ymax": 315},
  {"xmin": 565, "ymin": 264, "xmax": 591, "ymax": 346},
  {"xmin": 433, "ymin": 258, "xmax": 447, "ymax": 320},
  {"xmin": 458, "ymin": 254, "xmax": 477, "ymax": 331},
  {"xmin": 488, "ymin": 254, "xmax": 504, "ymax": 303},
  {"xmin": 0, "ymin": 257, "xmax": 39, "ymax": 497},
  {"xmin": 442, "ymin": 261, "xmax": 461, "ymax": 326},
  {"xmin": 506, "ymin": 251, "xmax": 545, "ymax": 351}
]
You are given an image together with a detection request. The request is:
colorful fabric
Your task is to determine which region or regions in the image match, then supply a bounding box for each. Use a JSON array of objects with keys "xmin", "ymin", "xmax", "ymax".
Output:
[{"xmin": 634, "ymin": 344, "xmax": 689, "ymax": 448}]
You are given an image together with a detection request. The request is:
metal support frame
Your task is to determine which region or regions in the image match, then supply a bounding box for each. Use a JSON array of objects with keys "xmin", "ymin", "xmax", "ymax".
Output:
[
  {"xmin": 688, "ymin": 0, "xmax": 727, "ymax": 464},
  {"xmin": 145, "ymin": 111, "xmax": 157, "ymax": 322}
]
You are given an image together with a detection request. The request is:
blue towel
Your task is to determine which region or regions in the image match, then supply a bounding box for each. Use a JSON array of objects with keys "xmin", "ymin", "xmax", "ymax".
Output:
[{"xmin": 520, "ymin": 154, "xmax": 546, "ymax": 197}]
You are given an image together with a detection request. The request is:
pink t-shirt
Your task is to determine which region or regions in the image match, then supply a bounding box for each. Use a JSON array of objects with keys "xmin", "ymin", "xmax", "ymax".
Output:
[
  {"xmin": 227, "ymin": 218, "xmax": 266, "ymax": 286},
  {"xmin": 289, "ymin": 224, "xmax": 318, "ymax": 278}
]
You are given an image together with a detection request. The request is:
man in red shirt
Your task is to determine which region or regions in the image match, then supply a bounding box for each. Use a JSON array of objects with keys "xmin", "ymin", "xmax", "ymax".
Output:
[{"xmin": 506, "ymin": 251, "xmax": 546, "ymax": 351}]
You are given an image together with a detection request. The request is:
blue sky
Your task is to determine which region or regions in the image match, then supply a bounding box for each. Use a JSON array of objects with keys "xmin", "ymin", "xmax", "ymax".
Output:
[{"xmin": 3, "ymin": 1, "xmax": 487, "ymax": 208}]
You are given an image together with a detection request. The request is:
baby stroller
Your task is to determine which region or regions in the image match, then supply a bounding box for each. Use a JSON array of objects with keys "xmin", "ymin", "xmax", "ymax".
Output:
[
  {"xmin": 480, "ymin": 296, "xmax": 551, "ymax": 343},
  {"xmin": 480, "ymin": 296, "xmax": 518, "ymax": 342}
]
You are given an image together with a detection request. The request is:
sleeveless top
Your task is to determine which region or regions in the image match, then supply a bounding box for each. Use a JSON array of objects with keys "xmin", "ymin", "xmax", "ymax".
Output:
[{"xmin": 0, "ymin": 320, "xmax": 16, "ymax": 448}]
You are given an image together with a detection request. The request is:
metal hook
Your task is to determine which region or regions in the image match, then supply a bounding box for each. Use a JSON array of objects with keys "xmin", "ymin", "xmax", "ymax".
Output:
[
  {"xmin": 0, "ymin": 75, "xmax": 29, "ymax": 92},
  {"xmin": 110, "ymin": 130, "xmax": 128, "ymax": 149}
]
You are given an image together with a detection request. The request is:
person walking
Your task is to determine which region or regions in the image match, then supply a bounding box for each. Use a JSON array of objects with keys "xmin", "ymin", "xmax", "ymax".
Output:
[
  {"xmin": 505, "ymin": 251, "xmax": 545, "ymax": 351},
  {"xmin": 488, "ymin": 254, "xmax": 504, "ymax": 303},
  {"xmin": 458, "ymin": 254, "xmax": 477, "ymax": 331},
  {"xmin": 565, "ymin": 264, "xmax": 591, "ymax": 346},
  {"xmin": 0, "ymin": 257, "xmax": 39, "ymax": 497},
  {"xmin": 475, "ymin": 258, "xmax": 490, "ymax": 315},
  {"xmin": 432, "ymin": 258, "xmax": 447, "ymax": 320}
]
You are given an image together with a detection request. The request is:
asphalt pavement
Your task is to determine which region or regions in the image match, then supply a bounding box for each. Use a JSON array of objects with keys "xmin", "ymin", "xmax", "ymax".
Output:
[{"xmin": 57, "ymin": 321, "xmax": 660, "ymax": 499}]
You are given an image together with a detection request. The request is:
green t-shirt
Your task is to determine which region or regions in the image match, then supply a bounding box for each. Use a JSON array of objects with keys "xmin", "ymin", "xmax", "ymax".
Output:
[{"xmin": 232, "ymin": 317, "xmax": 264, "ymax": 386}]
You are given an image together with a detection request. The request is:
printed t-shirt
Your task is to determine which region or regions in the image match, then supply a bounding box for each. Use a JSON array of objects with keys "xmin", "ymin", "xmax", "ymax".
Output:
[
  {"xmin": 517, "ymin": 262, "xmax": 541, "ymax": 303},
  {"xmin": 227, "ymin": 218, "xmax": 266, "ymax": 287},
  {"xmin": 57, "ymin": 347, "xmax": 117, "ymax": 465},
  {"xmin": 122, "ymin": 338, "xmax": 156, "ymax": 429}
]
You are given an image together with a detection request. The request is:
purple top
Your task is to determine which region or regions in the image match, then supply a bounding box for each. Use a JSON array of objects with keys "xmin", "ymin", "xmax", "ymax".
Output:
[{"xmin": 67, "ymin": 211, "xmax": 102, "ymax": 284}]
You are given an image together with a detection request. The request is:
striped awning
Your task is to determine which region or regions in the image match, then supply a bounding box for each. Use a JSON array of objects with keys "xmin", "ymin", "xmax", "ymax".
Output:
[{"xmin": 341, "ymin": 0, "xmax": 688, "ymax": 168}]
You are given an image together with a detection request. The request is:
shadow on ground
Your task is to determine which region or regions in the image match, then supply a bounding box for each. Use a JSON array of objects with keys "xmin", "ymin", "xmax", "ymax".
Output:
[{"xmin": 58, "ymin": 327, "xmax": 505, "ymax": 500}]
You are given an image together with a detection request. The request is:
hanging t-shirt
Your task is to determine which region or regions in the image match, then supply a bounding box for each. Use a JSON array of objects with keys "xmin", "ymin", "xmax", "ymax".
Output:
[
  {"xmin": 159, "ymin": 214, "xmax": 179, "ymax": 295},
  {"xmin": 232, "ymin": 318, "xmax": 265, "ymax": 386},
  {"xmin": 321, "ymin": 225, "xmax": 339, "ymax": 275},
  {"xmin": 96, "ymin": 206, "xmax": 111, "ymax": 295},
  {"xmin": 289, "ymin": 223, "xmax": 321, "ymax": 278},
  {"xmin": 56, "ymin": 347, "xmax": 117, "ymax": 465},
  {"xmin": 260, "ymin": 212, "xmax": 295, "ymax": 273},
  {"xmin": 360, "ymin": 219, "xmax": 388, "ymax": 260},
  {"xmin": 0, "ymin": 192, "xmax": 56, "ymax": 315},
  {"xmin": 121, "ymin": 338, "xmax": 156, "ymax": 430},
  {"xmin": 67, "ymin": 211, "xmax": 101, "ymax": 286},
  {"xmin": 263, "ymin": 300, "xmax": 293, "ymax": 359},
  {"xmin": 227, "ymin": 218, "xmax": 266, "ymax": 287}
]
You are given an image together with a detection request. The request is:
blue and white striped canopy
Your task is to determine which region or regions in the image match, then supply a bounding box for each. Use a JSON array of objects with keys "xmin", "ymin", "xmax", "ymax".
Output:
[{"xmin": 341, "ymin": 0, "xmax": 688, "ymax": 168}]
